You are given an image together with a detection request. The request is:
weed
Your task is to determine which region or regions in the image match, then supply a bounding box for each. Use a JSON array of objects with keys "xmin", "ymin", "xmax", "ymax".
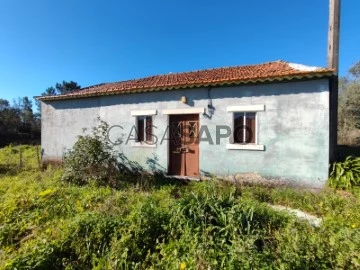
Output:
[{"xmin": 329, "ymin": 156, "xmax": 360, "ymax": 189}]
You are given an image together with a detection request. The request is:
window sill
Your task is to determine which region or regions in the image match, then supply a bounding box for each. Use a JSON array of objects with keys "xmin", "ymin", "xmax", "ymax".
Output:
[
  {"xmin": 132, "ymin": 142, "xmax": 157, "ymax": 148},
  {"xmin": 226, "ymin": 144, "xmax": 265, "ymax": 151}
]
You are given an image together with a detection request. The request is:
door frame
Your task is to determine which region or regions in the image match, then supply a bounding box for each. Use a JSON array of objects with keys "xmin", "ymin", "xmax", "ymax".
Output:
[{"xmin": 164, "ymin": 109, "xmax": 203, "ymax": 177}]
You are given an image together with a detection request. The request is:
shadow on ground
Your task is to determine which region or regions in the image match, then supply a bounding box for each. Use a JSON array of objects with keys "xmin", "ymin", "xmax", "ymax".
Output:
[{"xmin": 114, "ymin": 152, "xmax": 190, "ymax": 190}]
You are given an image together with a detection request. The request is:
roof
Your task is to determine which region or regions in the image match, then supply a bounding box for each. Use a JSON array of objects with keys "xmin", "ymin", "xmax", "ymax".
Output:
[{"xmin": 37, "ymin": 61, "xmax": 333, "ymax": 101}]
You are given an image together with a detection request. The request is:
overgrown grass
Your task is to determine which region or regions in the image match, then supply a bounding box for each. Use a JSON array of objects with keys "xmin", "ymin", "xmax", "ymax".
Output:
[
  {"xmin": 0, "ymin": 145, "xmax": 40, "ymax": 174},
  {"xmin": 0, "ymin": 146, "xmax": 360, "ymax": 269}
]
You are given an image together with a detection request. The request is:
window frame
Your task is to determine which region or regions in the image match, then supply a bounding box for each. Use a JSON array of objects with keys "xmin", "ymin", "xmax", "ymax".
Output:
[
  {"xmin": 136, "ymin": 115, "xmax": 153, "ymax": 143},
  {"xmin": 226, "ymin": 105, "xmax": 265, "ymax": 151},
  {"xmin": 233, "ymin": 112, "xmax": 257, "ymax": 144},
  {"xmin": 131, "ymin": 110, "xmax": 157, "ymax": 148}
]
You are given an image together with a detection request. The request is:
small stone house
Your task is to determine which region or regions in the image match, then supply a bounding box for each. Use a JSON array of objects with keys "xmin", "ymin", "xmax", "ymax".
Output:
[{"xmin": 37, "ymin": 61, "xmax": 336, "ymax": 187}]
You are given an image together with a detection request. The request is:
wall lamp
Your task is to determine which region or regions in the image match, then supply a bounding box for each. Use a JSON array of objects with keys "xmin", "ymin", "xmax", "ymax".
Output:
[{"xmin": 181, "ymin": 96, "xmax": 187, "ymax": 104}]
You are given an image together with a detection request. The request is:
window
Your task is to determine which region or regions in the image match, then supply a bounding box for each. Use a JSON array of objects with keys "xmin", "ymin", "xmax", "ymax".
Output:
[
  {"xmin": 137, "ymin": 116, "xmax": 153, "ymax": 143},
  {"xmin": 226, "ymin": 105, "xmax": 265, "ymax": 151},
  {"xmin": 131, "ymin": 110, "xmax": 157, "ymax": 147},
  {"xmin": 233, "ymin": 112, "xmax": 256, "ymax": 144}
]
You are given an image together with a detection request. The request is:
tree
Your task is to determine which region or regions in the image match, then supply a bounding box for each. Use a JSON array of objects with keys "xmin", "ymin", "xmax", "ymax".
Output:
[
  {"xmin": 55, "ymin": 81, "xmax": 81, "ymax": 94},
  {"xmin": 0, "ymin": 97, "xmax": 40, "ymax": 147},
  {"xmin": 42, "ymin": 87, "xmax": 57, "ymax": 96},
  {"xmin": 22, "ymin": 96, "xmax": 33, "ymax": 112},
  {"xmin": 0, "ymin": 98, "xmax": 19, "ymax": 133},
  {"xmin": 21, "ymin": 96, "xmax": 34, "ymax": 129},
  {"xmin": 0, "ymin": 105, "xmax": 21, "ymax": 133},
  {"xmin": 338, "ymin": 61, "xmax": 360, "ymax": 145},
  {"xmin": 349, "ymin": 61, "xmax": 360, "ymax": 79},
  {"xmin": 0, "ymin": 99, "xmax": 9, "ymax": 110}
]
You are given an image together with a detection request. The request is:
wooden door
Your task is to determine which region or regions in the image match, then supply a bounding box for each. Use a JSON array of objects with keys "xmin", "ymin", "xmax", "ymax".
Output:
[{"xmin": 169, "ymin": 114, "xmax": 199, "ymax": 177}]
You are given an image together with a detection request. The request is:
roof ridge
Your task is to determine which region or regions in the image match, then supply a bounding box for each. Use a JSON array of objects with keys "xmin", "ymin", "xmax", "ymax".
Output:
[
  {"xmin": 82, "ymin": 61, "xmax": 289, "ymax": 89},
  {"xmin": 107, "ymin": 60, "xmax": 290, "ymax": 81}
]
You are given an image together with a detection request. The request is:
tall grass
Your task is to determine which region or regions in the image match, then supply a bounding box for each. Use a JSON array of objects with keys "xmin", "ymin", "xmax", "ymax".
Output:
[
  {"xmin": 0, "ymin": 146, "xmax": 360, "ymax": 269},
  {"xmin": 0, "ymin": 145, "xmax": 41, "ymax": 175}
]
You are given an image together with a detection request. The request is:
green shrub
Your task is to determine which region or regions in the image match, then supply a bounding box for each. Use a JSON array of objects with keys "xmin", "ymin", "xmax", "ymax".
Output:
[
  {"xmin": 329, "ymin": 156, "xmax": 360, "ymax": 189},
  {"xmin": 61, "ymin": 119, "xmax": 122, "ymax": 188},
  {"xmin": 151, "ymin": 182, "xmax": 292, "ymax": 269}
]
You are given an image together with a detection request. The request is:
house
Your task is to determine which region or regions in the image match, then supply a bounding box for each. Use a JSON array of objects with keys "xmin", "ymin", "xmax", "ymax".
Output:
[{"xmin": 37, "ymin": 61, "xmax": 336, "ymax": 187}]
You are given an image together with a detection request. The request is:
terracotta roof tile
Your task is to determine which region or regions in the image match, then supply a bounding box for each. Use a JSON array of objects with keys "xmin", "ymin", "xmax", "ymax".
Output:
[{"xmin": 38, "ymin": 61, "xmax": 333, "ymax": 101}]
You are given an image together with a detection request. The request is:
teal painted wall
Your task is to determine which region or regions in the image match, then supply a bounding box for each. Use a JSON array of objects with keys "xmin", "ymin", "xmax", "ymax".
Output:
[{"xmin": 42, "ymin": 79, "xmax": 330, "ymax": 186}]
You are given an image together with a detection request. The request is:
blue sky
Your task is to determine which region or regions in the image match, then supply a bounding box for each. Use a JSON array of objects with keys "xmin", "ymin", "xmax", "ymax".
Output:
[{"xmin": 0, "ymin": 0, "xmax": 359, "ymax": 106}]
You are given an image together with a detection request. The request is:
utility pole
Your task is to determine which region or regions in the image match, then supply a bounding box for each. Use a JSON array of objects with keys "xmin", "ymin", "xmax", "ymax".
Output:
[
  {"xmin": 328, "ymin": 0, "xmax": 340, "ymax": 75},
  {"xmin": 328, "ymin": 0, "xmax": 340, "ymax": 163}
]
